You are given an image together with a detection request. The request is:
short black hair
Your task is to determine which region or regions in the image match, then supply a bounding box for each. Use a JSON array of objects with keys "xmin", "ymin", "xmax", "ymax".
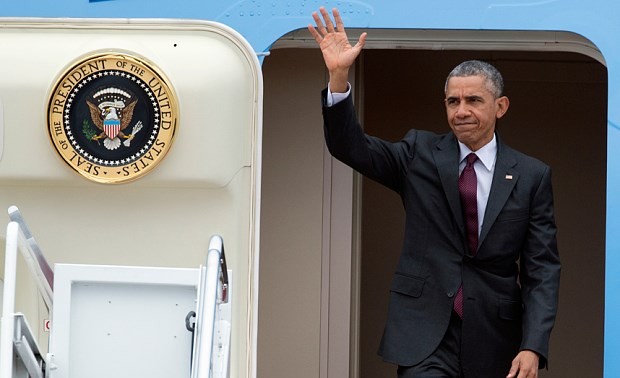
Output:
[{"xmin": 444, "ymin": 60, "xmax": 504, "ymax": 98}]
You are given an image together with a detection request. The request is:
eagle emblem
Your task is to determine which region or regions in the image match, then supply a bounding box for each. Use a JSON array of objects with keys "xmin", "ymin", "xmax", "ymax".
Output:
[{"xmin": 86, "ymin": 88, "xmax": 143, "ymax": 150}]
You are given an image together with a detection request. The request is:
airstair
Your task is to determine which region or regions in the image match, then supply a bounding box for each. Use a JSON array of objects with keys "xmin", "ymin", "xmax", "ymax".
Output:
[{"xmin": 0, "ymin": 206, "xmax": 231, "ymax": 378}]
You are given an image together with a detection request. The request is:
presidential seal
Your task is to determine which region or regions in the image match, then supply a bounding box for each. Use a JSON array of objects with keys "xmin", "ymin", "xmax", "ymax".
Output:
[{"xmin": 47, "ymin": 51, "xmax": 178, "ymax": 184}]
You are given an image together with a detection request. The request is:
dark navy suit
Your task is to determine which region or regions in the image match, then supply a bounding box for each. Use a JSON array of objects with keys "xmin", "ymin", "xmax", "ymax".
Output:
[{"xmin": 322, "ymin": 90, "xmax": 560, "ymax": 377}]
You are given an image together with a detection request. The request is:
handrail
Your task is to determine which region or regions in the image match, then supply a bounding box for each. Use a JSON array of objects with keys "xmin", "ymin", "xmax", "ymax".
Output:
[
  {"xmin": 211, "ymin": 235, "xmax": 229, "ymax": 304},
  {"xmin": 190, "ymin": 234, "xmax": 230, "ymax": 378},
  {"xmin": 0, "ymin": 221, "xmax": 20, "ymax": 378},
  {"xmin": 0, "ymin": 208, "xmax": 50, "ymax": 378},
  {"xmin": 7, "ymin": 206, "xmax": 53, "ymax": 310}
]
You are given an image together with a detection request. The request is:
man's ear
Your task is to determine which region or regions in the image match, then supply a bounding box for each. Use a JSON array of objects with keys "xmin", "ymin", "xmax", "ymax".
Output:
[{"xmin": 496, "ymin": 96, "xmax": 510, "ymax": 119}]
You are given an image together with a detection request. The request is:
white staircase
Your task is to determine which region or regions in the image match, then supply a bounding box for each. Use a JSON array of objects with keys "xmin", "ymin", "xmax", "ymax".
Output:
[{"xmin": 0, "ymin": 206, "xmax": 231, "ymax": 378}]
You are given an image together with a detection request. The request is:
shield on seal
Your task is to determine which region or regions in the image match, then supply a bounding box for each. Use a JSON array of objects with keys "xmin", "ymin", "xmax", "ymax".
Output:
[
  {"xmin": 104, "ymin": 118, "xmax": 121, "ymax": 139},
  {"xmin": 103, "ymin": 107, "xmax": 121, "ymax": 139}
]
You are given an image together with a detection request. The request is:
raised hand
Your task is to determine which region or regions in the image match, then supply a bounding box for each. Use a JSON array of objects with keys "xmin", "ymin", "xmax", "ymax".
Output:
[{"xmin": 308, "ymin": 7, "xmax": 367, "ymax": 92}]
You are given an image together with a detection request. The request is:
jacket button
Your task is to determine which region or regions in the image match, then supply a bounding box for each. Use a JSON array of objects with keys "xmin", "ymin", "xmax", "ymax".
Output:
[{"xmin": 447, "ymin": 291, "xmax": 454, "ymax": 298}]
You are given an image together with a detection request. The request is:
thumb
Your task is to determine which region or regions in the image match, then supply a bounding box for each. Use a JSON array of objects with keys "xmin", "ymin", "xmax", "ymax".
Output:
[{"xmin": 352, "ymin": 32, "xmax": 368, "ymax": 52}]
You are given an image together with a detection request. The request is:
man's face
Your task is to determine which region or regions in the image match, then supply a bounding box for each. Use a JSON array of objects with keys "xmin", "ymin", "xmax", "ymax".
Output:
[{"xmin": 444, "ymin": 75, "xmax": 509, "ymax": 151}]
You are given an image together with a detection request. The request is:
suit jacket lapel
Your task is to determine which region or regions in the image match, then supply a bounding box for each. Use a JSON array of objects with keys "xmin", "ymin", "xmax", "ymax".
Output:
[
  {"xmin": 479, "ymin": 140, "xmax": 518, "ymax": 247},
  {"xmin": 432, "ymin": 134, "xmax": 465, "ymax": 241}
]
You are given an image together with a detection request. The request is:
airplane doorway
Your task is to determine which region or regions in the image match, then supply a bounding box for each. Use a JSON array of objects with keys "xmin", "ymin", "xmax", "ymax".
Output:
[{"xmin": 258, "ymin": 31, "xmax": 607, "ymax": 378}]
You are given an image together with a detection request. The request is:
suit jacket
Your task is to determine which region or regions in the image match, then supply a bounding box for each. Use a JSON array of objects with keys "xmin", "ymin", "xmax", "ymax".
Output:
[{"xmin": 322, "ymin": 90, "xmax": 560, "ymax": 377}]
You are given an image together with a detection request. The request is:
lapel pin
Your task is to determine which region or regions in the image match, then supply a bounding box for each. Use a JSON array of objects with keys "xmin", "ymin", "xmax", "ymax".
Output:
[{"xmin": 505, "ymin": 175, "xmax": 513, "ymax": 180}]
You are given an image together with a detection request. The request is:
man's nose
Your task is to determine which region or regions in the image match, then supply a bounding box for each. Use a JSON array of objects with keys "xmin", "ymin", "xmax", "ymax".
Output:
[{"xmin": 455, "ymin": 102, "xmax": 469, "ymax": 117}]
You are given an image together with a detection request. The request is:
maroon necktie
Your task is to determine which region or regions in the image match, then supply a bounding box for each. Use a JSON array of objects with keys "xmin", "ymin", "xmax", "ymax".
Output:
[{"xmin": 454, "ymin": 153, "xmax": 478, "ymax": 318}]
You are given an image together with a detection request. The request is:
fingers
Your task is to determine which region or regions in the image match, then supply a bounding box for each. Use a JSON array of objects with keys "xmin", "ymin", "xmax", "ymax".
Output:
[
  {"xmin": 309, "ymin": 7, "xmax": 340, "ymax": 38},
  {"xmin": 506, "ymin": 354, "xmax": 538, "ymax": 378},
  {"xmin": 506, "ymin": 361, "xmax": 518, "ymax": 378},
  {"xmin": 516, "ymin": 370, "xmax": 538, "ymax": 378},
  {"xmin": 309, "ymin": 12, "xmax": 326, "ymax": 40},
  {"xmin": 307, "ymin": 23, "xmax": 321, "ymax": 43},
  {"xmin": 332, "ymin": 8, "xmax": 344, "ymax": 32},
  {"xmin": 320, "ymin": 7, "xmax": 336, "ymax": 32},
  {"xmin": 313, "ymin": 10, "xmax": 326, "ymax": 33},
  {"xmin": 309, "ymin": 7, "xmax": 366, "ymax": 50}
]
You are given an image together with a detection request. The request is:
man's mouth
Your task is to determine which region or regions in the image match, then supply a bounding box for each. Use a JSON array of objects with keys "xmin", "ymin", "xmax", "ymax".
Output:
[{"xmin": 455, "ymin": 122, "xmax": 476, "ymax": 127}]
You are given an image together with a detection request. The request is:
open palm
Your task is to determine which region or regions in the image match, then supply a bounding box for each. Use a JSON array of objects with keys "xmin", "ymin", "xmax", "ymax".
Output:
[{"xmin": 308, "ymin": 7, "xmax": 367, "ymax": 75}]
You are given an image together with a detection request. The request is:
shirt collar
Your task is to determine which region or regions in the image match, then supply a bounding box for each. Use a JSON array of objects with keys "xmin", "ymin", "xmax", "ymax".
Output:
[{"xmin": 458, "ymin": 134, "xmax": 497, "ymax": 172}]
